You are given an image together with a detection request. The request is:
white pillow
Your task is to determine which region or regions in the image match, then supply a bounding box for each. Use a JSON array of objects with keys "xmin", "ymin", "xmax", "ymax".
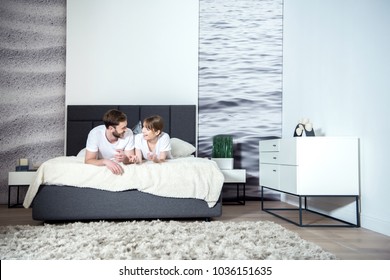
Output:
[
  {"xmin": 132, "ymin": 120, "xmax": 142, "ymax": 134},
  {"xmin": 170, "ymin": 138, "xmax": 196, "ymax": 158},
  {"xmin": 77, "ymin": 148, "xmax": 86, "ymax": 157}
]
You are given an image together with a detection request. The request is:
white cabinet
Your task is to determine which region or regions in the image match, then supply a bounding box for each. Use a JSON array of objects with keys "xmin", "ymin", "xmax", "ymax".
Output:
[
  {"xmin": 259, "ymin": 137, "xmax": 360, "ymax": 227},
  {"xmin": 259, "ymin": 137, "xmax": 359, "ymax": 195}
]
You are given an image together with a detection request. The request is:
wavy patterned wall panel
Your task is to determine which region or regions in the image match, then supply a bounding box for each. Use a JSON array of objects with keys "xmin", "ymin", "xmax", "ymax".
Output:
[
  {"xmin": 198, "ymin": 0, "xmax": 283, "ymax": 188},
  {"xmin": 0, "ymin": 0, "xmax": 66, "ymax": 204}
]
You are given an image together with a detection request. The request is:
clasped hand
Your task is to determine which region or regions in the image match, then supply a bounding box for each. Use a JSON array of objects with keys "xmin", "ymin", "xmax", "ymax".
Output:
[
  {"xmin": 114, "ymin": 150, "xmax": 137, "ymax": 164},
  {"xmin": 106, "ymin": 151, "xmax": 138, "ymax": 175},
  {"xmin": 147, "ymin": 153, "xmax": 163, "ymax": 163}
]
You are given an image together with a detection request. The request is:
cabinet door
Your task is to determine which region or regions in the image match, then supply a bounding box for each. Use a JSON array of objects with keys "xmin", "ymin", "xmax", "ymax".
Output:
[
  {"xmin": 279, "ymin": 165, "xmax": 297, "ymax": 194},
  {"xmin": 259, "ymin": 164, "xmax": 279, "ymax": 189}
]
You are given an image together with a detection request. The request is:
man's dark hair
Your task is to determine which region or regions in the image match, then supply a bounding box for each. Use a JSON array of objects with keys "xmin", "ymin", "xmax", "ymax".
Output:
[{"xmin": 103, "ymin": 109, "xmax": 127, "ymax": 128}]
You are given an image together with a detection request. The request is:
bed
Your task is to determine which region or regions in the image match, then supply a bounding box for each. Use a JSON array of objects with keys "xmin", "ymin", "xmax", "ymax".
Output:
[{"xmin": 23, "ymin": 105, "xmax": 224, "ymax": 221}]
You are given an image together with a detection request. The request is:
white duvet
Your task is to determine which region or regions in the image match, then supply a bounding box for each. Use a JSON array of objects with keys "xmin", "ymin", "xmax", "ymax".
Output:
[{"xmin": 23, "ymin": 156, "xmax": 224, "ymax": 208}]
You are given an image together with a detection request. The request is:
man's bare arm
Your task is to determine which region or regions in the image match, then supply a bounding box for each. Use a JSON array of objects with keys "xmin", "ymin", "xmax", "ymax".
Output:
[{"xmin": 85, "ymin": 150, "xmax": 123, "ymax": 175}]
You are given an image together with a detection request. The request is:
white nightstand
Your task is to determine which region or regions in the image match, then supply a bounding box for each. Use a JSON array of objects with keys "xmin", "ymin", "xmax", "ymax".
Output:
[
  {"xmin": 8, "ymin": 171, "xmax": 36, "ymax": 208},
  {"xmin": 221, "ymin": 169, "xmax": 246, "ymax": 205}
]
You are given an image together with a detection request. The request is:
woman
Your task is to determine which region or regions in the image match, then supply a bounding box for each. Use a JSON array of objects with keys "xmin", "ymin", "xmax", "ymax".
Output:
[{"xmin": 134, "ymin": 115, "xmax": 172, "ymax": 163}]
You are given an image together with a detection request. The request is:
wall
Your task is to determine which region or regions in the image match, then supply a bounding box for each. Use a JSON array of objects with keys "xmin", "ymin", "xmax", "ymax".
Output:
[
  {"xmin": 283, "ymin": 0, "xmax": 390, "ymax": 236},
  {"xmin": 198, "ymin": 0, "xmax": 283, "ymax": 188},
  {"xmin": 66, "ymin": 0, "xmax": 199, "ymax": 105},
  {"xmin": 0, "ymin": 0, "xmax": 66, "ymax": 204}
]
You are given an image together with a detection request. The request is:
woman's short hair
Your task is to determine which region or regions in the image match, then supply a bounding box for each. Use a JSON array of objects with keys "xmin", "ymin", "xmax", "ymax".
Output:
[{"xmin": 143, "ymin": 115, "xmax": 164, "ymax": 132}]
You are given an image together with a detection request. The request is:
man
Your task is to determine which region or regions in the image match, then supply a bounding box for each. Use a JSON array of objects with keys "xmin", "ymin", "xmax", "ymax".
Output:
[{"xmin": 85, "ymin": 109, "xmax": 136, "ymax": 175}]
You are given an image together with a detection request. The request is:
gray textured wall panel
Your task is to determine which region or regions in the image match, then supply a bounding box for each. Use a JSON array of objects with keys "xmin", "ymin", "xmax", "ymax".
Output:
[{"xmin": 0, "ymin": 0, "xmax": 66, "ymax": 204}]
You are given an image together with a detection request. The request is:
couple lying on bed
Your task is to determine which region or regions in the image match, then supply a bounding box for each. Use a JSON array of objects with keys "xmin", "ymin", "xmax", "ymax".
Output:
[{"xmin": 85, "ymin": 109, "xmax": 171, "ymax": 175}]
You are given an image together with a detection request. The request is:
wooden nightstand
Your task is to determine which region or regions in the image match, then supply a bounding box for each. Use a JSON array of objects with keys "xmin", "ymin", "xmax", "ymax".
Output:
[
  {"xmin": 8, "ymin": 171, "xmax": 36, "ymax": 208},
  {"xmin": 221, "ymin": 169, "xmax": 246, "ymax": 205}
]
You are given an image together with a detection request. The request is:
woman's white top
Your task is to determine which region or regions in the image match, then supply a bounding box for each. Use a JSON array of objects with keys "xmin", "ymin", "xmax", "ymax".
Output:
[{"xmin": 135, "ymin": 132, "xmax": 172, "ymax": 160}]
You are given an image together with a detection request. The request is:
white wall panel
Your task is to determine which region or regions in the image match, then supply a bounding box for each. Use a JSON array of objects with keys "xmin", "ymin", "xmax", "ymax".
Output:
[
  {"xmin": 283, "ymin": 0, "xmax": 390, "ymax": 236},
  {"xmin": 66, "ymin": 0, "xmax": 199, "ymax": 105}
]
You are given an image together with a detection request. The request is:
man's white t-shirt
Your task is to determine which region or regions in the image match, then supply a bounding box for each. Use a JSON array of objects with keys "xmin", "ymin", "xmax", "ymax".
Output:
[
  {"xmin": 86, "ymin": 125, "xmax": 135, "ymax": 160},
  {"xmin": 135, "ymin": 132, "xmax": 172, "ymax": 160}
]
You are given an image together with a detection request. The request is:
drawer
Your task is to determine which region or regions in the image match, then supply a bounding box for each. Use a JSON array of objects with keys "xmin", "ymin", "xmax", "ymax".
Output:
[
  {"xmin": 259, "ymin": 152, "xmax": 280, "ymax": 164},
  {"xmin": 221, "ymin": 169, "xmax": 246, "ymax": 183},
  {"xmin": 8, "ymin": 171, "xmax": 36, "ymax": 185},
  {"xmin": 259, "ymin": 139, "xmax": 280, "ymax": 152},
  {"xmin": 259, "ymin": 164, "xmax": 279, "ymax": 189}
]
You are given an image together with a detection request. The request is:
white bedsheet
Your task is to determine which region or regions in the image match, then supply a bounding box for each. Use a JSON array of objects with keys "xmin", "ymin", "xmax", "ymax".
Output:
[{"xmin": 23, "ymin": 156, "xmax": 224, "ymax": 208}]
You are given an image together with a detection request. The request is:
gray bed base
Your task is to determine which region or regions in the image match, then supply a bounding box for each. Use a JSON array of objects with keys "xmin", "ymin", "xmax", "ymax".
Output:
[
  {"xmin": 32, "ymin": 185, "xmax": 222, "ymax": 221},
  {"xmin": 31, "ymin": 105, "xmax": 222, "ymax": 222}
]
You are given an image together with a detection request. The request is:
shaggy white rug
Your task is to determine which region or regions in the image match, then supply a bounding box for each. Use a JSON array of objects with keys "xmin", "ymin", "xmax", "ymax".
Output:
[{"xmin": 0, "ymin": 220, "xmax": 335, "ymax": 260}]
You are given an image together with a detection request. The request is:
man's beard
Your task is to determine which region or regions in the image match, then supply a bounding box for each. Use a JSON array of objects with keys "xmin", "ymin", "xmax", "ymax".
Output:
[{"xmin": 113, "ymin": 130, "xmax": 125, "ymax": 139}]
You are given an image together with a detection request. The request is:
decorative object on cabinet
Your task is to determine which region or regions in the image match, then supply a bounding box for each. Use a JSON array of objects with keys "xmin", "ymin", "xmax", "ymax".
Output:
[
  {"xmin": 293, "ymin": 118, "xmax": 315, "ymax": 137},
  {"xmin": 259, "ymin": 137, "xmax": 360, "ymax": 227},
  {"xmin": 15, "ymin": 158, "xmax": 29, "ymax": 171},
  {"xmin": 211, "ymin": 134, "xmax": 234, "ymax": 169}
]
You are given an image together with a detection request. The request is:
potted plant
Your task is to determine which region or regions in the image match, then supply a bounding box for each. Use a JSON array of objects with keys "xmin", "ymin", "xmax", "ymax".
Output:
[{"xmin": 211, "ymin": 135, "xmax": 233, "ymax": 169}]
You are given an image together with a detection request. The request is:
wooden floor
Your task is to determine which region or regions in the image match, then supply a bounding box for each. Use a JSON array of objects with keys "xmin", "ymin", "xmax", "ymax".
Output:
[{"xmin": 1, "ymin": 201, "xmax": 389, "ymax": 260}]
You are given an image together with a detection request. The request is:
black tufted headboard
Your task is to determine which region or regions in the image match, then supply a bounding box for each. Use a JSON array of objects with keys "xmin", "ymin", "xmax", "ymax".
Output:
[{"xmin": 66, "ymin": 105, "xmax": 196, "ymax": 156}]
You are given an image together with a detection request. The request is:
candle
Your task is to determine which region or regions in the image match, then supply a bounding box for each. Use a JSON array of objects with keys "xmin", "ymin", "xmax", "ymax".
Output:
[{"xmin": 19, "ymin": 158, "xmax": 29, "ymax": 166}]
